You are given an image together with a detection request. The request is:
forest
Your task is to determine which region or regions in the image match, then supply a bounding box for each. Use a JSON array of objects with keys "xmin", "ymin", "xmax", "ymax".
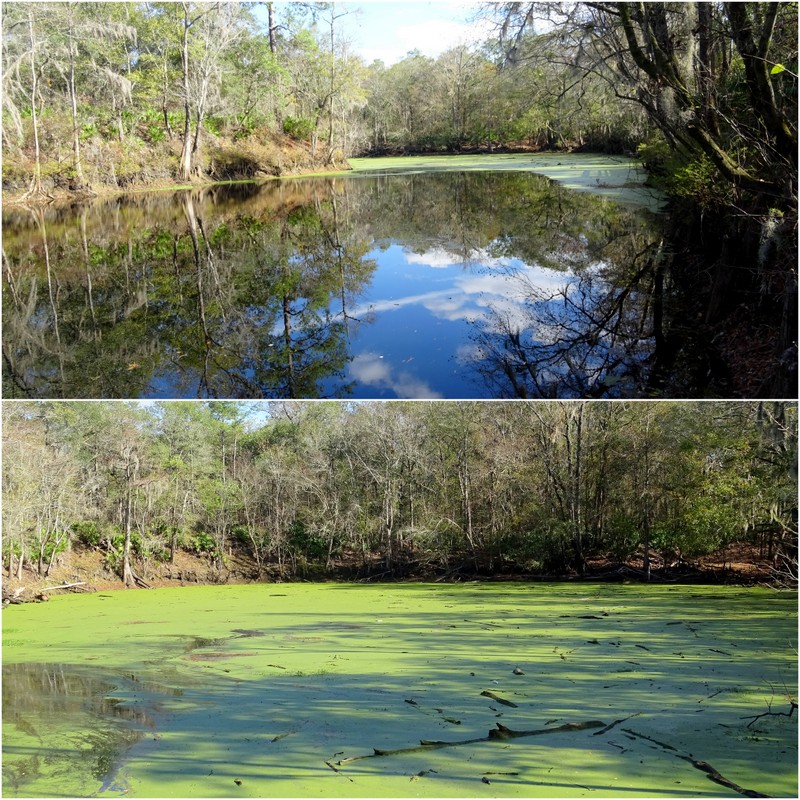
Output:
[
  {"xmin": 2, "ymin": 2, "xmax": 797, "ymax": 398},
  {"xmin": 2, "ymin": 2, "xmax": 797, "ymax": 195},
  {"xmin": 2, "ymin": 400, "xmax": 797, "ymax": 588}
]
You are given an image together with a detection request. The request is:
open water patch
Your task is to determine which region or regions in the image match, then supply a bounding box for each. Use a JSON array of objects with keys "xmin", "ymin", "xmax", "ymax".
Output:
[
  {"xmin": 2, "ymin": 162, "xmax": 667, "ymax": 399},
  {"xmin": 1, "ymin": 663, "xmax": 175, "ymax": 796}
]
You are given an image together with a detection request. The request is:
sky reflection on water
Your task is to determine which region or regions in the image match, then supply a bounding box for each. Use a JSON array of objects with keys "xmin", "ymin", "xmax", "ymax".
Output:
[
  {"xmin": 333, "ymin": 244, "xmax": 580, "ymax": 398},
  {"xmin": 2, "ymin": 168, "xmax": 662, "ymax": 399}
]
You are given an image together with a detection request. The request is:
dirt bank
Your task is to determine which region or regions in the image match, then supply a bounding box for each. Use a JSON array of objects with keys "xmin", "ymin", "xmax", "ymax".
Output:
[{"xmin": 2, "ymin": 542, "xmax": 782, "ymax": 607}]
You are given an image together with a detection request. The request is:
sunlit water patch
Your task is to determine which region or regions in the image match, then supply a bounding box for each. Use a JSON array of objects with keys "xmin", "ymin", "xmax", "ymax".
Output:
[{"xmin": 3, "ymin": 159, "xmax": 665, "ymax": 399}]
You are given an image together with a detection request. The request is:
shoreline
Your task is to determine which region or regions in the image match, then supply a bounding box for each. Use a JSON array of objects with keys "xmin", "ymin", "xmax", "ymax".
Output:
[
  {"xmin": 1, "ymin": 145, "xmax": 623, "ymax": 209},
  {"xmin": 1, "ymin": 161, "xmax": 355, "ymax": 209},
  {"xmin": 2, "ymin": 545, "xmax": 780, "ymax": 607}
]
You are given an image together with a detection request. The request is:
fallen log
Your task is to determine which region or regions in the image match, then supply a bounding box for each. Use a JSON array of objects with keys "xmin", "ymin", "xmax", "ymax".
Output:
[
  {"xmin": 622, "ymin": 728, "xmax": 769, "ymax": 798},
  {"xmin": 338, "ymin": 719, "xmax": 605, "ymax": 766},
  {"xmin": 40, "ymin": 582, "xmax": 86, "ymax": 592},
  {"xmin": 480, "ymin": 690, "xmax": 518, "ymax": 708}
]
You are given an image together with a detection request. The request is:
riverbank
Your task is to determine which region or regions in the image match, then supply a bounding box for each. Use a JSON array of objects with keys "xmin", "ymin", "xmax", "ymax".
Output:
[
  {"xmin": 3, "ymin": 145, "xmax": 649, "ymax": 209},
  {"xmin": 1, "ymin": 129, "xmax": 352, "ymax": 207},
  {"xmin": 1, "ymin": 541, "xmax": 781, "ymax": 607}
]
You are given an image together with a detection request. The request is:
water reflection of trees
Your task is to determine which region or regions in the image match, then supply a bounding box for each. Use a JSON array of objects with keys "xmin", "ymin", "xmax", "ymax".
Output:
[
  {"xmin": 3, "ymin": 182, "xmax": 377, "ymax": 398},
  {"xmin": 2, "ymin": 172, "xmax": 665, "ymax": 398},
  {"xmin": 2, "ymin": 663, "xmax": 158, "ymax": 725},
  {"xmin": 469, "ymin": 240, "xmax": 663, "ymax": 398},
  {"xmin": 1, "ymin": 663, "xmax": 155, "ymax": 791},
  {"xmin": 351, "ymin": 170, "xmax": 665, "ymax": 398},
  {"xmin": 350, "ymin": 170, "xmax": 660, "ymax": 271}
]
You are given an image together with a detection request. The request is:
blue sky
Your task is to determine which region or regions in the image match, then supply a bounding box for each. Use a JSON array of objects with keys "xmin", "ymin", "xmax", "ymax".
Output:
[{"xmin": 336, "ymin": 2, "xmax": 494, "ymax": 65}]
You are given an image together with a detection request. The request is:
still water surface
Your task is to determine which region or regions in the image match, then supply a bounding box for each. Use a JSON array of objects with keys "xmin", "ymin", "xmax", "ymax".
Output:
[{"xmin": 2, "ymin": 161, "xmax": 664, "ymax": 398}]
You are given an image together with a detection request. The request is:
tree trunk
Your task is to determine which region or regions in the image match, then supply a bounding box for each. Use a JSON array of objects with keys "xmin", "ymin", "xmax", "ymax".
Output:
[
  {"xmin": 67, "ymin": 33, "xmax": 84, "ymax": 187},
  {"xmin": 162, "ymin": 55, "xmax": 173, "ymax": 138},
  {"xmin": 122, "ymin": 488, "xmax": 135, "ymax": 587},
  {"xmin": 37, "ymin": 540, "xmax": 45, "ymax": 576},
  {"xmin": 567, "ymin": 403, "xmax": 587, "ymax": 575},
  {"xmin": 26, "ymin": 11, "xmax": 44, "ymax": 196},
  {"xmin": 179, "ymin": 4, "xmax": 194, "ymax": 181},
  {"xmin": 266, "ymin": 2, "xmax": 283, "ymax": 128}
]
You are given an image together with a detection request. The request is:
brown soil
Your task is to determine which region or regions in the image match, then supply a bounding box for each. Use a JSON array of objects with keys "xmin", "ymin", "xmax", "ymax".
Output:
[
  {"xmin": 2, "ymin": 131, "xmax": 349, "ymax": 208},
  {"xmin": 586, "ymin": 542, "xmax": 777, "ymax": 584},
  {"xmin": 1, "ymin": 546, "xmax": 260, "ymax": 603},
  {"xmin": 3, "ymin": 540, "xmax": 783, "ymax": 607}
]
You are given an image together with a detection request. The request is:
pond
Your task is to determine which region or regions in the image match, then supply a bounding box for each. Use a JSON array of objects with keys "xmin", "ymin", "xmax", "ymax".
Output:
[
  {"xmin": 2, "ymin": 583, "xmax": 796, "ymax": 798},
  {"xmin": 2, "ymin": 154, "xmax": 669, "ymax": 399}
]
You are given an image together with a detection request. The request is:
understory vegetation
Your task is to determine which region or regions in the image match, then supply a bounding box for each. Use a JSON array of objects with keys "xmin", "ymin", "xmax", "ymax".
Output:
[{"xmin": 2, "ymin": 401, "xmax": 796, "ymax": 587}]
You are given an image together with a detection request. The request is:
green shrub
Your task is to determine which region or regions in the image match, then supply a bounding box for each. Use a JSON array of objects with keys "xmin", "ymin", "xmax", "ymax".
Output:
[
  {"xmin": 190, "ymin": 531, "xmax": 217, "ymax": 555},
  {"xmin": 80, "ymin": 122, "xmax": 98, "ymax": 142},
  {"xmin": 232, "ymin": 526, "xmax": 250, "ymax": 545},
  {"xmin": 283, "ymin": 116, "xmax": 314, "ymax": 140},
  {"xmin": 204, "ymin": 116, "xmax": 225, "ymax": 136},
  {"xmin": 72, "ymin": 521, "xmax": 102, "ymax": 548},
  {"xmin": 287, "ymin": 520, "xmax": 327, "ymax": 561},
  {"xmin": 145, "ymin": 125, "xmax": 167, "ymax": 144},
  {"xmin": 40, "ymin": 534, "xmax": 69, "ymax": 563},
  {"xmin": 604, "ymin": 513, "xmax": 640, "ymax": 561},
  {"xmin": 665, "ymin": 155, "xmax": 731, "ymax": 208},
  {"xmin": 104, "ymin": 548, "xmax": 121, "ymax": 572},
  {"xmin": 636, "ymin": 138, "xmax": 672, "ymax": 177}
]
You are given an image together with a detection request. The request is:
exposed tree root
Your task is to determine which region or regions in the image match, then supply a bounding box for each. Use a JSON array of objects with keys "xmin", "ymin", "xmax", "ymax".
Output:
[
  {"xmin": 132, "ymin": 573, "xmax": 151, "ymax": 589},
  {"xmin": 337, "ymin": 720, "xmax": 605, "ymax": 766},
  {"xmin": 22, "ymin": 186, "xmax": 54, "ymax": 204},
  {"xmin": 622, "ymin": 728, "xmax": 769, "ymax": 798}
]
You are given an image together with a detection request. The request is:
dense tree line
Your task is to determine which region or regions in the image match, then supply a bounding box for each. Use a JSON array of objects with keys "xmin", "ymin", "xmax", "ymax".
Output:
[
  {"xmin": 4, "ymin": 4, "xmax": 795, "ymax": 192},
  {"xmin": 2, "ymin": 401, "xmax": 796, "ymax": 585},
  {"xmin": 4, "ymin": 0, "xmax": 628, "ymax": 196}
]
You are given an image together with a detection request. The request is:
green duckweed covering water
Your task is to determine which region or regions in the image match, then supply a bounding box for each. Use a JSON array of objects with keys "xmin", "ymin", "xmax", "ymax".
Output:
[
  {"xmin": 2, "ymin": 583, "xmax": 796, "ymax": 797},
  {"xmin": 347, "ymin": 153, "xmax": 665, "ymax": 211}
]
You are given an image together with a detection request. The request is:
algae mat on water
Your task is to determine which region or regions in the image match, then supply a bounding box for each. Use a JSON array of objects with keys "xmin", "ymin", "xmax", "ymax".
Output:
[
  {"xmin": 2, "ymin": 583, "xmax": 796, "ymax": 798},
  {"xmin": 347, "ymin": 153, "xmax": 665, "ymax": 211}
]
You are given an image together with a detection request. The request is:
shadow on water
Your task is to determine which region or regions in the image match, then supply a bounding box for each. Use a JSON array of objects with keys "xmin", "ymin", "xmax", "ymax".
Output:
[{"xmin": 1, "ymin": 663, "xmax": 168, "ymax": 794}]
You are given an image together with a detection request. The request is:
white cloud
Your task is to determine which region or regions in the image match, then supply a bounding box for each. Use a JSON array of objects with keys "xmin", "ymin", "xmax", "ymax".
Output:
[
  {"xmin": 348, "ymin": 352, "xmax": 444, "ymax": 398},
  {"xmin": 349, "ymin": 261, "xmax": 573, "ymax": 331},
  {"xmin": 405, "ymin": 248, "xmax": 459, "ymax": 268}
]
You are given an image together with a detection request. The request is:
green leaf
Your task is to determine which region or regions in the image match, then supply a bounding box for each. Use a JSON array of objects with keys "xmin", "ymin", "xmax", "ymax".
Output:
[{"xmin": 770, "ymin": 64, "xmax": 786, "ymax": 75}]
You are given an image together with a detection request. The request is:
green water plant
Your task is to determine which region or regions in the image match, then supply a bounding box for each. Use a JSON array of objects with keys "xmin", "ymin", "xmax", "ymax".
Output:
[{"xmin": 2, "ymin": 583, "xmax": 796, "ymax": 798}]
